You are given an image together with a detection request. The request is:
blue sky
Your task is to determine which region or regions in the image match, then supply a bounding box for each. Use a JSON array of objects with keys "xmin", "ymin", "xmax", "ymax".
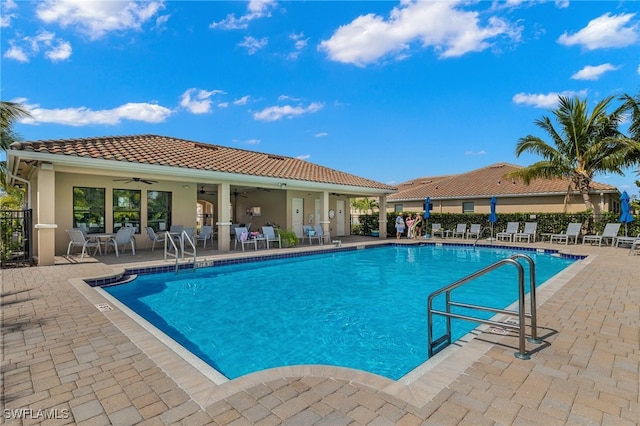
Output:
[{"xmin": 2, "ymin": 0, "xmax": 639, "ymax": 195}]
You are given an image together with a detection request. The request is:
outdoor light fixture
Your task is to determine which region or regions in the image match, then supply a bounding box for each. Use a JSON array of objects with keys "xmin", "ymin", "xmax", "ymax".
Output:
[{"xmin": 279, "ymin": 183, "xmax": 287, "ymax": 188}]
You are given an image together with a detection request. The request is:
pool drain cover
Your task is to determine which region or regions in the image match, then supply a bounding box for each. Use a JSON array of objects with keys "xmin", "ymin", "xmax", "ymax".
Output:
[{"xmin": 95, "ymin": 303, "xmax": 113, "ymax": 312}]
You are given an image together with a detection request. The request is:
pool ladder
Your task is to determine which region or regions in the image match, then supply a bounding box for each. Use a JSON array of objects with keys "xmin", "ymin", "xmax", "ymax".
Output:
[
  {"xmin": 163, "ymin": 230, "xmax": 197, "ymax": 272},
  {"xmin": 427, "ymin": 253, "xmax": 541, "ymax": 360}
]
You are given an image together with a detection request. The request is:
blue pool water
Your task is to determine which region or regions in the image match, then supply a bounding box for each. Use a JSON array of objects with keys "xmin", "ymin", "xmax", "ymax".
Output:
[{"xmin": 104, "ymin": 245, "xmax": 576, "ymax": 380}]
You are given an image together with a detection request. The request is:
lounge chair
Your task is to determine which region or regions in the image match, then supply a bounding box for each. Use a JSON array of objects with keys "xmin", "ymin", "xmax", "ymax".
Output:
[
  {"xmin": 302, "ymin": 225, "xmax": 322, "ymax": 245},
  {"xmin": 196, "ymin": 225, "xmax": 213, "ymax": 248},
  {"xmin": 234, "ymin": 227, "xmax": 257, "ymax": 251},
  {"xmin": 582, "ymin": 223, "xmax": 621, "ymax": 247},
  {"xmin": 629, "ymin": 237, "xmax": 640, "ymax": 255},
  {"xmin": 314, "ymin": 225, "xmax": 330, "ymax": 245},
  {"xmin": 496, "ymin": 222, "xmax": 519, "ymax": 242},
  {"xmin": 431, "ymin": 223, "xmax": 445, "ymax": 238},
  {"xmin": 144, "ymin": 226, "xmax": 166, "ymax": 251},
  {"xmin": 452, "ymin": 224, "xmax": 467, "ymax": 238},
  {"xmin": 549, "ymin": 222, "xmax": 582, "ymax": 245},
  {"xmin": 262, "ymin": 226, "xmax": 281, "ymax": 249},
  {"xmin": 513, "ymin": 222, "xmax": 538, "ymax": 243},
  {"xmin": 466, "ymin": 224, "xmax": 481, "ymax": 239},
  {"xmin": 105, "ymin": 227, "xmax": 136, "ymax": 257},
  {"xmin": 66, "ymin": 228, "xmax": 102, "ymax": 259},
  {"xmin": 614, "ymin": 233, "xmax": 640, "ymax": 248}
]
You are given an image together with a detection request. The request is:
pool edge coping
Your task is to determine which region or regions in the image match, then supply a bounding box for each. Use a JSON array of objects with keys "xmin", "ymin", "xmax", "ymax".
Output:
[{"xmin": 70, "ymin": 243, "xmax": 592, "ymax": 410}]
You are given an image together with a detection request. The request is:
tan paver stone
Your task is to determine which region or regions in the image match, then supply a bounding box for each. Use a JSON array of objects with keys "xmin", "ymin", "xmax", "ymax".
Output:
[{"xmin": 107, "ymin": 405, "xmax": 143, "ymax": 426}]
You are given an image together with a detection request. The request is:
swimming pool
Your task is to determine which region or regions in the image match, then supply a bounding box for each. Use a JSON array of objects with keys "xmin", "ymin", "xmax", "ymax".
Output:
[{"xmin": 103, "ymin": 245, "xmax": 576, "ymax": 380}]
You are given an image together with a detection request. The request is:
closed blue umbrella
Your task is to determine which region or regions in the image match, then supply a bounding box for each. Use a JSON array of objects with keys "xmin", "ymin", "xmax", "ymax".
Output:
[
  {"xmin": 620, "ymin": 191, "xmax": 634, "ymax": 236},
  {"xmin": 489, "ymin": 197, "xmax": 498, "ymax": 243},
  {"xmin": 423, "ymin": 197, "xmax": 431, "ymax": 238}
]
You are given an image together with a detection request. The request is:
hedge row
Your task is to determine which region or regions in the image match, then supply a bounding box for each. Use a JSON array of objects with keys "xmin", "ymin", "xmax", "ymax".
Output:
[{"xmin": 353, "ymin": 212, "xmax": 639, "ymax": 238}]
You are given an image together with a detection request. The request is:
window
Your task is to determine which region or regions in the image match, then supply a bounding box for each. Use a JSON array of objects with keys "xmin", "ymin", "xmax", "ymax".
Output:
[
  {"xmin": 462, "ymin": 202, "xmax": 474, "ymax": 213},
  {"xmin": 147, "ymin": 191, "xmax": 172, "ymax": 232},
  {"xmin": 394, "ymin": 204, "xmax": 403, "ymax": 213},
  {"xmin": 113, "ymin": 189, "xmax": 141, "ymax": 233},
  {"xmin": 73, "ymin": 187, "xmax": 105, "ymax": 234}
]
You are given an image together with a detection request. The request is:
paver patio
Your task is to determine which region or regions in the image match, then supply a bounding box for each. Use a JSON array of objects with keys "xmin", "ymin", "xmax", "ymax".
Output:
[{"xmin": 1, "ymin": 238, "xmax": 638, "ymax": 425}]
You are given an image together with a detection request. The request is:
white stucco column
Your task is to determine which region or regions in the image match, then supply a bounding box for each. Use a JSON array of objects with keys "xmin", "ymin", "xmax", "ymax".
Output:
[
  {"xmin": 216, "ymin": 183, "xmax": 231, "ymax": 251},
  {"xmin": 321, "ymin": 191, "xmax": 330, "ymax": 242},
  {"xmin": 378, "ymin": 195, "xmax": 388, "ymax": 239},
  {"xmin": 35, "ymin": 163, "xmax": 56, "ymax": 266}
]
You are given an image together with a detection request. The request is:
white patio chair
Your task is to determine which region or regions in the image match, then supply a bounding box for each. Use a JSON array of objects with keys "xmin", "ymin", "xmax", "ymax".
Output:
[
  {"xmin": 496, "ymin": 222, "xmax": 519, "ymax": 242},
  {"xmin": 513, "ymin": 222, "xmax": 538, "ymax": 243},
  {"xmin": 105, "ymin": 227, "xmax": 136, "ymax": 257},
  {"xmin": 196, "ymin": 225, "xmax": 213, "ymax": 248},
  {"xmin": 262, "ymin": 226, "xmax": 281, "ymax": 249},
  {"xmin": 314, "ymin": 225, "xmax": 330, "ymax": 245},
  {"xmin": 145, "ymin": 226, "xmax": 166, "ymax": 251},
  {"xmin": 431, "ymin": 223, "xmax": 445, "ymax": 238},
  {"xmin": 549, "ymin": 223, "xmax": 582, "ymax": 245},
  {"xmin": 466, "ymin": 224, "xmax": 481, "ymax": 239},
  {"xmin": 582, "ymin": 223, "xmax": 620, "ymax": 247},
  {"xmin": 234, "ymin": 227, "xmax": 257, "ymax": 251},
  {"xmin": 452, "ymin": 224, "xmax": 467, "ymax": 239},
  {"xmin": 66, "ymin": 228, "xmax": 102, "ymax": 259},
  {"xmin": 302, "ymin": 225, "xmax": 321, "ymax": 245}
]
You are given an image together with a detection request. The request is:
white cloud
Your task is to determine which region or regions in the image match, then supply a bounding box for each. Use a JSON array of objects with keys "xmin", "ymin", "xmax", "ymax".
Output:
[
  {"xmin": 465, "ymin": 150, "xmax": 487, "ymax": 156},
  {"xmin": 210, "ymin": 0, "xmax": 277, "ymax": 30},
  {"xmin": 18, "ymin": 100, "xmax": 172, "ymax": 126},
  {"xmin": 233, "ymin": 96, "xmax": 250, "ymax": 106},
  {"xmin": 296, "ymin": 154, "xmax": 311, "ymax": 160},
  {"xmin": 179, "ymin": 88, "xmax": 225, "ymax": 114},
  {"xmin": 3, "ymin": 30, "xmax": 72, "ymax": 62},
  {"xmin": 253, "ymin": 102, "xmax": 324, "ymax": 122},
  {"xmin": 36, "ymin": 0, "xmax": 167, "ymax": 40},
  {"xmin": 637, "ymin": 64, "xmax": 640, "ymax": 75},
  {"xmin": 4, "ymin": 45, "xmax": 28, "ymax": 62},
  {"xmin": 512, "ymin": 90, "xmax": 588, "ymax": 108},
  {"xmin": 1, "ymin": 0, "xmax": 18, "ymax": 27},
  {"xmin": 319, "ymin": 1, "xmax": 522, "ymax": 66},
  {"xmin": 278, "ymin": 95, "xmax": 302, "ymax": 102},
  {"xmin": 246, "ymin": 139, "xmax": 261, "ymax": 145},
  {"xmin": 315, "ymin": 132, "xmax": 328, "ymax": 138},
  {"xmin": 557, "ymin": 13, "xmax": 639, "ymax": 50},
  {"xmin": 288, "ymin": 32, "xmax": 308, "ymax": 60},
  {"xmin": 571, "ymin": 63, "xmax": 620, "ymax": 81},
  {"xmin": 238, "ymin": 36, "xmax": 268, "ymax": 54}
]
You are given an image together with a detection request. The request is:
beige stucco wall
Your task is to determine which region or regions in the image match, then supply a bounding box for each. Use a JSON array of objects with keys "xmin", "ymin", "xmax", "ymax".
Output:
[{"xmin": 52, "ymin": 172, "xmax": 197, "ymax": 255}]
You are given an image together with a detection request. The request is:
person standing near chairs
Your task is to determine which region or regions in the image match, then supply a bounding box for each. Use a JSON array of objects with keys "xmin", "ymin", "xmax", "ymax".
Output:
[
  {"xmin": 395, "ymin": 214, "xmax": 406, "ymax": 239},
  {"xmin": 405, "ymin": 214, "xmax": 416, "ymax": 239},
  {"xmin": 413, "ymin": 215, "xmax": 423, "ymax": 239}
]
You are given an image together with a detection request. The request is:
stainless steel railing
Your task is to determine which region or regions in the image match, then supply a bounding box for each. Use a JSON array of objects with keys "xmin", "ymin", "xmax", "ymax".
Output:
[{"xmin": 427, "ymin": 253, "xmax": 540, "ymax": 360}]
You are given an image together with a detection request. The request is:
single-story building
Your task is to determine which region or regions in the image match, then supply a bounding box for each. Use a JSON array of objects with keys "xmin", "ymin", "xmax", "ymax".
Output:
[
  {"xmin": 386, "ymin": 162, "xmax": 620, "ymax": 214},
  {"xmin": 6, "ymin": 134, "xmax": 396, "ymax": 265}
]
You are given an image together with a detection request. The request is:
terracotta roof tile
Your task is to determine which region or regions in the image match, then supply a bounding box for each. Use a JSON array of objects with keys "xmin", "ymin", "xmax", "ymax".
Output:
[
  {"xmin": 11, "ymin": 134, "xmax": 395, "ymax": 191},
  {"xmin": 388, "ymin": 162, "xmax": 618, "ymax": 201}
]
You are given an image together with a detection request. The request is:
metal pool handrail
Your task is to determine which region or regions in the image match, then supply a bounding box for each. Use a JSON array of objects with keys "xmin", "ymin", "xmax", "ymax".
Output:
[{"xmin": 427, "ymin": 253, "xmax": 540, "ymax": 360}]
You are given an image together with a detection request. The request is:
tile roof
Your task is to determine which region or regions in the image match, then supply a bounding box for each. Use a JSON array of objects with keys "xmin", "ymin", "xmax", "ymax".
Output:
[
  {"xmin": 10, "ymin": 134, "xmax": 396, "ymax": 191},
  {"xmin": 388, "ymin": 162, "xmax": 618, "ymax": 201}
]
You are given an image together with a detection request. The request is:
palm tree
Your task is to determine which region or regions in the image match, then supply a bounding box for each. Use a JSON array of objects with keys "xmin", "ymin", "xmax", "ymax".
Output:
[
  {"xmin": 350, "ymin": 197, "xmax": 378, "ymax": 214},
  {"xmin": 507, "ymin": 95, "xmax": 640, "ymax": 211},
  {"xmin": 1, "ymin": 101, "xmax": 31, "ymax": 196},
  {"xmin": 619, "ymin": 92, "xmax": 640, "ymax": 174}
]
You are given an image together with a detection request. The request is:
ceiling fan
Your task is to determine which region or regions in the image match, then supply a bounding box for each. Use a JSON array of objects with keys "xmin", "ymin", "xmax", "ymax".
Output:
[
  {"xmin": 199, "ymin": 186, "xmax": 216, "ymax": 195},
  {"xmin": 113, "ymin": 177, "xmax": 158, "ymax": 185},
  {"xmin": 232, "ymin": 189, "xmax": 248, "ymax": 199}
]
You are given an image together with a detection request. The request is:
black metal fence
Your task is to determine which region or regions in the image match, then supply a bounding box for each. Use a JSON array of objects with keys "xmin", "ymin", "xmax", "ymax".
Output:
[{"xmin": 0, "ymin": 209, "xmax": 34, "ymax": 268}]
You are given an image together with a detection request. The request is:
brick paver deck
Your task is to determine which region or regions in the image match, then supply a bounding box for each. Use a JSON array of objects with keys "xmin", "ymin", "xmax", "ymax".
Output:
[{"xmin": 1, "ymin": 239, "xmax": 638, "ymax": 425}]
